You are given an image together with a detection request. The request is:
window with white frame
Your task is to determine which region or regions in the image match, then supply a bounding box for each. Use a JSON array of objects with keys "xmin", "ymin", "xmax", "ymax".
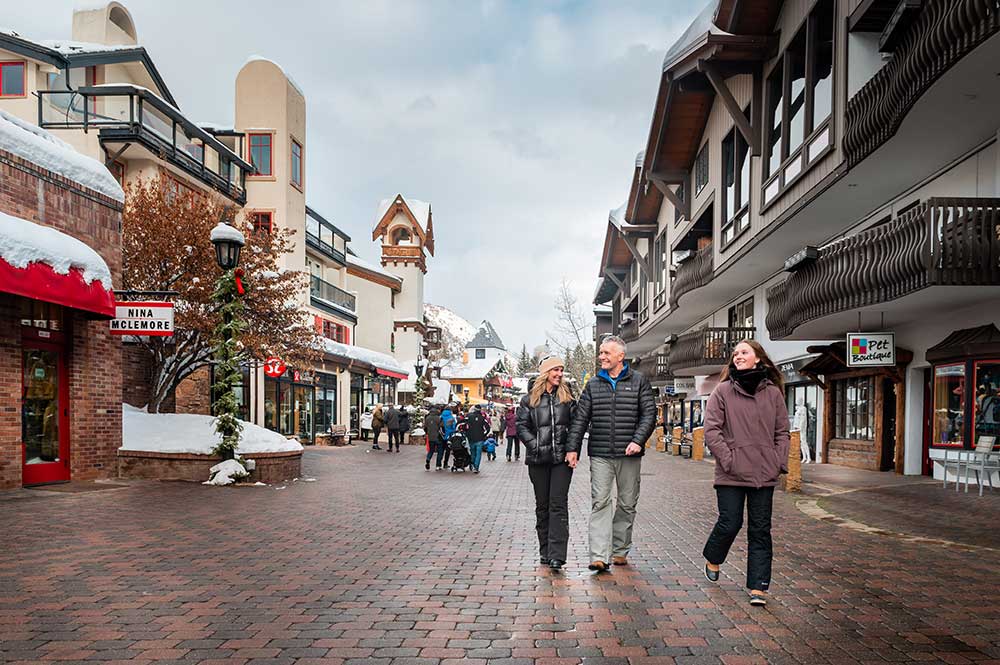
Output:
[{"xmin": 721, "ymin": 116, "xmax": 752, "ymax": 247}]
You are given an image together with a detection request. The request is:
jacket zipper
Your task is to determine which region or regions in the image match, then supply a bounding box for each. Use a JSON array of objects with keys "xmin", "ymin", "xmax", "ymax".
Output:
[
  {"xmin": 549, "ymin": 394, "xmax": 556, "ymax": 459},
  {"xmin": 610, "ymin": 382, "xmax": 617, "ymax": 452}
]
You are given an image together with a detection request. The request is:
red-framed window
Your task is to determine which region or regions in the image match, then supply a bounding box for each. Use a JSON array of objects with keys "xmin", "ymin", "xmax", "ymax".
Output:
[
  {"xmin": 251, "ymin": 211, "xmax": 273, "ymax": 234},
  {"xmin": 248, "ymin": 133, "xmax": 273, "ymax": 176},
  {"xmin": 291, "ymin": 139, "xmax": 302, "ymax": 188},
  {"xmin": 315, "ymin": 316, "xmax": 350, "ymax": 345},
  {"xmin": 0, "ymin": 61, "xmax": 26, "ymax": 97},
  {"xmin": 972, "ymin": 359, "xmax": 1000, "ymax": 447}
]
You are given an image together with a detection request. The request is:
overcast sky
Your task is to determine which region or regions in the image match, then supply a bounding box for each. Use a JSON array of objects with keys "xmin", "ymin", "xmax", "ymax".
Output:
[{"xmin": 13, "ymin": 0, "xmax": 704, "ymax": 355}]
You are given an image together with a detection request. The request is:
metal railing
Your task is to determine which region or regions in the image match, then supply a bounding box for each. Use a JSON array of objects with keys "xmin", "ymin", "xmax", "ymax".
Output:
[
  {"xmin": 668, "ymin": 327, "xmax": 755, "ymax": 372},
  {"xmin": 844, "ymin": 0, "xmax": 1000, "ymax": 167},
  {"xmin": 766, "ymin": 197, "xmax": 1000, "ymax": 339},
  {"xmin": 37, "ymin": 85, "xmax": 251, "ymax": 203},
  {"xmin": 309, "ymin": 275, "xmax": 357, "ymax": 313},
  {"xmin": 305, "ymin": 222, "xmax": 347, "ymax": 264}
]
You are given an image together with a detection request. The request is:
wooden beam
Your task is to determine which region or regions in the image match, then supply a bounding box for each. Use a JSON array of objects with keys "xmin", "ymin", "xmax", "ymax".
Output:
[
  {"xmin": 698, "ymin": 59, "xmax": 760, "ymax": 154},
  {"xmin": 622, "ymin": 236, "xmax": 652, "ymax": 281},
  {"xmin": 659, "ymin": 184, "xmax": 689, "ymax": 220},
  {"xmin": 605, "ymin": 271, "xmax": 626, "ymax": 292},
  {"xmin": 894, "ymin": 378, "xmax": 906, "ymax": 474}
]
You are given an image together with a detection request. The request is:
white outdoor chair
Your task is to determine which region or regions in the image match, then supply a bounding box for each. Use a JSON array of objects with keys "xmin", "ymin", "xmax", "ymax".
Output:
[
  {"xmin": 940, "ymin": 447, "xmax": 967, "ymax": 489},
  {"xmin": 962, "ymin": 435, "xmax": 1000, "ymax": 496}
]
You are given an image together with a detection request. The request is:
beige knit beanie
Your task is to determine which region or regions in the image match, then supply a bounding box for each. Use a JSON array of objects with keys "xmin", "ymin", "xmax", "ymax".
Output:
[{"xmin": 538, "ymin": 356, "xmax": 565, "ymax": 376}]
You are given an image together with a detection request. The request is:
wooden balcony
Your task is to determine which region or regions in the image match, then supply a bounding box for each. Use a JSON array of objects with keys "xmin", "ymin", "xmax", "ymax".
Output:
[
  {"xmin": 620, "ymin": 318, "xmax": 639, "ymax": 343},
  {"xmin": 844, "ymin": 0, "xmax": 1000, "ymax": 168},
  {"xmin": 668, "ymin": 327, "xmax": 755, "ymax": 376},
  {"xmin": 424, "ymin": 325, "xmax": 443, "ymax": 351},
  {"xmin": 766, "ymin": 198, "xmax": 1000, "ymax": 340},
  {"xmin": 669, "ymin": 242, "xmax": 713, "ymax": 309}
]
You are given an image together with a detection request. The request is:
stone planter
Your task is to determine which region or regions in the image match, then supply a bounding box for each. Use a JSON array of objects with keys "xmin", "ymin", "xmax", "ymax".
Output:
[
  {"xmin": 117, "ymin": 449, "xmax": 302, "ymax": 484},
  {"xmin": 409, "ymin": 433, "xmax": 427, "ymax": 447}
]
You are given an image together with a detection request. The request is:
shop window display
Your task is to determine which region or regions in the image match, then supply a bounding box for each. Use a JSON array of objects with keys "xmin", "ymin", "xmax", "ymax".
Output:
[
  {"xmin": 932, "ymin": 363, "xmax": 966, "ymax": 447},
  {"xmin": 973, "ymin": 361, "xmax": 1000, "ymax": 442}
]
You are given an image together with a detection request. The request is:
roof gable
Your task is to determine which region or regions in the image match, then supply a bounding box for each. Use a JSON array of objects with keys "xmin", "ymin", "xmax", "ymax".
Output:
[
  {"xmin": 466, "ymin": 320, "xmax": 506, "ymax": 351},
  {"xmin": 372, "ymin": 194, "xmax": 435, "ymax": 256}
]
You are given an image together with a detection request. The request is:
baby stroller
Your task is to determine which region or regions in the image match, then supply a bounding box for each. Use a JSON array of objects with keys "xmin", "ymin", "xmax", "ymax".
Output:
[{"xmin": 448, "ymin": 432, "xmax": 472, "ymax": 472}]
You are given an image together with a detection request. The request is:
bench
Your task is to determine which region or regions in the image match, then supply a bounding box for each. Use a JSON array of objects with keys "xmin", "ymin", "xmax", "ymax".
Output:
[{"xmin": 329, "ymin": 425, "xmax": 348, "ymax": 446}]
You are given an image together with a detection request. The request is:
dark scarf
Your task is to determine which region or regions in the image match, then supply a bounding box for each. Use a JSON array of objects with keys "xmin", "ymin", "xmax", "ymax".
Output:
[{"xmin": 730, "ymin": 365, "xmax": 768, "ymax": 394}]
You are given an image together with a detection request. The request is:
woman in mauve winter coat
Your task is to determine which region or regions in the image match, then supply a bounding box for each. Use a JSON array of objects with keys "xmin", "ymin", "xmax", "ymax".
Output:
[
  {"xmin": 702, "ymin": 340, "xmax": 789, "ymax": 608},
  {"xmin": 504, "ymin": 407, "xmax": 519, "ymax": 461},
  {"xmin": 516, "ymin": 357, "xmax": 576, "ymax": 571}
]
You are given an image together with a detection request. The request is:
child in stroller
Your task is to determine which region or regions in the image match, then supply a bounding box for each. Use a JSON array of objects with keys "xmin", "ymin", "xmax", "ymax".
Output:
[{"xmin": 448, "ymin": 431, "xmax": 472, "ymax": 472}]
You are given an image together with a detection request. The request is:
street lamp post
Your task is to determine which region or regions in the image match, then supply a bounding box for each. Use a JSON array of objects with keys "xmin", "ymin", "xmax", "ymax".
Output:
[{"xmin": 209, "ymin": 219, "xmax": 246, "ymax": 460}]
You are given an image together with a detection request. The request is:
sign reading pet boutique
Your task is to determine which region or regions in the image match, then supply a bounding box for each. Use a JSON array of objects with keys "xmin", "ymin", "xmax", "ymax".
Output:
[
  {"xmin": 109, "ymin": 302, "xmax": 174, "ymax": 336},
  {"xmin": 846, "ymin": 332, "xmax": 894, "ymax": 367}
]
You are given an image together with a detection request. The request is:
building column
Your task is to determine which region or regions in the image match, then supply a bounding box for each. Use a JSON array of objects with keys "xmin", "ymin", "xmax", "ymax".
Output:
[{"xmin": 903, "ymin": 366, "xmax": 926, "ymax": 476}]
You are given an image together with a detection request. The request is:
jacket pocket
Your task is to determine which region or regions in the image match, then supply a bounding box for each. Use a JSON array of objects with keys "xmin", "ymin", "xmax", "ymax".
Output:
[{"xmin": 730, "ymin": 441, "xmax": 781, "ymax": 484}]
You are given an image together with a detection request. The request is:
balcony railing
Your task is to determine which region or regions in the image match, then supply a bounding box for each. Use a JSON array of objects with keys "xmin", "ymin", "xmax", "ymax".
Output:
[
  {"xmin": 37, "ymin": 85, "xmax": 252, "ymax": 203},
  {"xmin": 766, "ymin": 197, "xmax": 1000, "ymax": 339},
  {"xmin": 844, "ymin": 0, "xmax": 1000, "ymax": 167},
  {"xmin": 306, "ymin": 224, "xmax": 347, "ymax": 264},
  {"xmin": 310, "ymin": 275, "xmax": 357, "ymax": 314},
  {"xmin": 425, "ymin": 325, "xmax": 443, "ymax": 350},
  {"xmin": 668, "ymin": 327, "xmax": 755, "ymax": 375},
  {"xmin": 669, "ymin": 242, "xmax": 713, "ymax": 309}
]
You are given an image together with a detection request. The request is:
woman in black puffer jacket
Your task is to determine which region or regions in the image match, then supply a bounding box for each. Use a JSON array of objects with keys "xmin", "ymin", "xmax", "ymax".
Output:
[{"xmin": 517, "ymin": 356, "xmax": 576, "ymax": 571}]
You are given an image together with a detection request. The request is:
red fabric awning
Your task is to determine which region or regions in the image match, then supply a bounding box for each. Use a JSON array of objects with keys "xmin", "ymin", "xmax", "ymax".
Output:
[
  {"xmin": 0, "ymin": 258, "xmax": 115, "ymax": 318},
  {"xmin": 376, "ymin": 368, "xmax": 409, "ymax": 380}
]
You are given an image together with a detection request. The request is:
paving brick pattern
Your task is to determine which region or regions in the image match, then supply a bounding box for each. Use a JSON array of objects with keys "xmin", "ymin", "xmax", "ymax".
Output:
[{"xmin": 2, "ymin": 446, "xmax": 999, "ymax": 664}]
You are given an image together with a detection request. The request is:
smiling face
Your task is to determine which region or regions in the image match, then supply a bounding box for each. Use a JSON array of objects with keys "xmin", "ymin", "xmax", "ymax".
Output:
[
  {"xmin": 599, "ymin": 340, "xmax": 625, "ymax": 371},
  {"xmin": 732, "ymin": 341, "xmax": 759, "ymax": 370},
  {"xmin": 546, "ymin": 366, "xmax": 564, "ymax": 388}
]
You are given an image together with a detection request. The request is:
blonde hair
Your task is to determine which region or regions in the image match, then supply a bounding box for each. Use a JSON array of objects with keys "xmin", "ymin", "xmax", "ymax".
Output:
[{"xmin": 529, "ymin": 367, "xmax": 574, "ymax": 407}]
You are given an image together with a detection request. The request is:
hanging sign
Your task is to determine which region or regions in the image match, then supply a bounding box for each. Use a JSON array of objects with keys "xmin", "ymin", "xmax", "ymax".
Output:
[
  {"xmin": 110, "ymin": 302, "xmax": 174, "ymax": 336},
  {"xmin": 264, "ymin": 357, "xmax": 287, "ymax": 378},
  {"xmin": 846, "ymin": 332, "xmax": 895, "ymax": 367}
]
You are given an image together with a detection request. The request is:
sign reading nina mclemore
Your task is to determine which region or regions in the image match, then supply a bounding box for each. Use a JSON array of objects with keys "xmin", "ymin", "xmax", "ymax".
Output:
[
  {"xmin": 110, "ymin": 302, "xmax": 174, "ymax": 336},
  {"xmin": 846, "ymin": 332, "xmax": 894, "ymax": 367}
]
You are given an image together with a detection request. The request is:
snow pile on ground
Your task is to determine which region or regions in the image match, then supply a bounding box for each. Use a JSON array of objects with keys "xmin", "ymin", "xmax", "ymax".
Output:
[
  {"xmin": 0, "ymin": 211, "xmax": 114, "ymax": 288},
  {"xmin": 0, "ymin": 109, "xmax": 124, "ymax": 201},
  {"xmin": 122, "ymin": 404, "xmax": 303, "ymax": 455},
  {"xmin": 203, "ymin": 459, "xmax": 250, "ymax": 486}
]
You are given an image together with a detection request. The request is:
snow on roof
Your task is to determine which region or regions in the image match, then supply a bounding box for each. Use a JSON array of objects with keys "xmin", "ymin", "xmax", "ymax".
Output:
[
  {"xmin": 662, "ymin": 1, "xmax": 732, "ymax": 70},
  {"xmin": 0, "ymin": 109, "xmax": 124, "ymax": 202},
  {"xmin": 90, "ymin": 82, "xmax": 179, "ymax": 110},
  {"xmin": 427, "ymin": 378, "xmax": 453, "ymax": 405},
  {"xmin": 466, "ymin": 320, "xmax": 506, "ymax": 351},
  {"xmin": 39, "ymin": 39, "xmax": 139, "ymax": 55},
  {"xmin": 347, "ymin": 253, "xmax": 402, "ymax": 284},
  {"xmin": 375, "ymin": 195, "xmax": 431, "ymax": 228},
  {"xmin": 440, "ymin": 356, "xmax": 504, "ymax": 380},
  {"xmin": 198, "ymin": 122, "xmax": 235, "ymax": 132},
  {"xmin": 210, "ymin": 223, "xmax": 245, "ymax": 245},
  {"xmin": 0, "ymin": 210, "xmax": 114, "ymax": 288},
  {"xmin": 121, "ymin": 404, "xmax": 303, "ymax": 455},
  {"xmin": 320, "ymin": 338, "xmax": 408, "ymax": 376},
  {"xmin": 609, "ymin": 201, "xmax": 628, "ymax": 229},
  {"xmin": 245, "ymin": 55, "xmax": 305, "ymax": 98}
]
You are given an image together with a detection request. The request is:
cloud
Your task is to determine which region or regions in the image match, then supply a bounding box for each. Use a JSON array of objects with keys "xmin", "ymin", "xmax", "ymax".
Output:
[{"xmin": 10, "ymin": 0, "xmax": 705, "ymax": 355}]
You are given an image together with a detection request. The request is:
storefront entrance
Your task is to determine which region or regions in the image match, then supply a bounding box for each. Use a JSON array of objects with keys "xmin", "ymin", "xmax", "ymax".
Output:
[
  {"xmin": 786, "ymin": 383, "xmax": 820, "ymax": 463},
  {"xmin": 21, "ymin": 341, "xmax": 69, "ymax": 485}
]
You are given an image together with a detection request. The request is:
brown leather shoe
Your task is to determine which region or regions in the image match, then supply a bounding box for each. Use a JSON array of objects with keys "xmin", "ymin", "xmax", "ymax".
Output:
[
  {"xmin": 587, "ymin": 560, "xmax": 608, "ymax": 572},
  {"xmin": 612, "ymin": 556, "xmax": 628, "ymax": 566}
]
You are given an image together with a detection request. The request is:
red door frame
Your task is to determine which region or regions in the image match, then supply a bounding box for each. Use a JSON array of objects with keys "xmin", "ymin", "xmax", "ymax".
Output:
[{"xmin": 21, "ymin": 335, "xmax": 71, "ymax": 486}]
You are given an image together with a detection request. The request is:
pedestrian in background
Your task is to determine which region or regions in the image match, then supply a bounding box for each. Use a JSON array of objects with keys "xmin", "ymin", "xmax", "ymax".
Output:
[
  {"xmin": 465, "ymin": 405, "xmax": 490, "ymax": 474},
  {"xmin": 517, "ymin": 356, "xmax": 576, "ymax": 571},
  {"xmin": 702, "ymin": 340, "xmax": 789, "ymax": 608},
  {"xmin": 371, "ymin": 404, "xmax": 384, "ymax": 450},
  {"xmin": 360, "ymin": 407, "xmax": 373, "ymax": 442},
  {"xmin": 490, "ymin": 408, "xmax": 502, "ymax": 442},
  {"xmin": 399, "ymin": 406, "xmax": 412, "ymax": 447},
  {"xmin": 424, "ymin": 405, "xmax": 445, "ymax": 470},
  {"xmin": 505, "ymin": 406, "xmax": 519, "ymax": 462},
  {"xmin": 385, "ymin": 405, "xmax": 401, "ymax": 452},
  {"xmin": 567, "ymin": 335, "xmax": 656, "ymax": 572},
  {"xmin": 441, "ymin": 404, "xmax": 458, "ymax": 469}
]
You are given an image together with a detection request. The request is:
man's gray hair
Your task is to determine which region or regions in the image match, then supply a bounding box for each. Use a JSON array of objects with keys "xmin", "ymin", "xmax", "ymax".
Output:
[{"xmin": 600, "ymin": 335, "xmax": 627, "ymax": 354}]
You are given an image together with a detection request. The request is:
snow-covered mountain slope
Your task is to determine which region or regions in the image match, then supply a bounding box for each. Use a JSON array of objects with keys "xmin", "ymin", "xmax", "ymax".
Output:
[{"xmin": 424, "ymin": 303, "xmax": 476, "ymax": 363}]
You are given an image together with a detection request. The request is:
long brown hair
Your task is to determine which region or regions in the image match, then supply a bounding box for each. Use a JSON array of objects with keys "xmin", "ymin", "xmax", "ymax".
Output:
[
  {"xmin": 529, "ymin": 368, "xmax": 574, "ymax": 407},
  {"xmin": 719, "ymin": 339, "xmax": 784, "ymax": 393}
]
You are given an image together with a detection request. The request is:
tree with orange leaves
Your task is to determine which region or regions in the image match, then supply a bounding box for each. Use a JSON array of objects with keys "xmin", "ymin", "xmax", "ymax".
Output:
[{"xmin": 122, "ymin": 175, "xmax": 318, "ymax": 413}]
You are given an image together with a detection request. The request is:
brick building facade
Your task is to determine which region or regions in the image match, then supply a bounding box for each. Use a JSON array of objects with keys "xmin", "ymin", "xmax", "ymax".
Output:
[{"xmin": 0, "ymin": 118, "xmax": 124, "ymax": 489}]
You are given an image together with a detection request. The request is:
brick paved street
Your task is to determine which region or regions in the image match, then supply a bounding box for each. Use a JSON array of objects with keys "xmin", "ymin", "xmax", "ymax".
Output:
[{"xmin": 2, "ymin": 446, "xmax": 1000, "ymax": 665}]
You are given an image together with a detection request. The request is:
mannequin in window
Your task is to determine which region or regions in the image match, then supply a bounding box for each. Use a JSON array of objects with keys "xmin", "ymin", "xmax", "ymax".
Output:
[{"xmin": 791, "ymin": 399, "xmax": 810, "ymax": 463}]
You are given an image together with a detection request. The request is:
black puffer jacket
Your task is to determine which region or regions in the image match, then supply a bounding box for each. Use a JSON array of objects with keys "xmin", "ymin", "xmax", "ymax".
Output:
[
  {"xmin": 567, "ymin": 365, "xmax": 656, "ymax": 458},
  {"xmin": 517, "ymin": 391, "xmax": 576, "ymax": 465}
]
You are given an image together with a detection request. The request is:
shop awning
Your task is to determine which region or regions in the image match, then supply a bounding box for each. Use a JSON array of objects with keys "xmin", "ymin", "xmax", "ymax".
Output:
[
  {"xmin": 0, "ymin": 212, "xmax": 115, "ymax": 318},
  {"xmin": 376, "ymin": 368, "xmax": 409, "ymax": 381}
]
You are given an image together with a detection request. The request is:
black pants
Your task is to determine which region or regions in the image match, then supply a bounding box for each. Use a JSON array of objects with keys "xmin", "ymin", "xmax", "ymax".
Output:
[
  {"xmin": 702, "ymin": 485, "xmax": 775, "ymax": 591},
  {"xmin": 528, "ymin": 463, "xmax": 573, "ymax": 562},
  {"xmin": 506, "ymin": 435, "xmax": 520, "ymax": 460},
  {"xmin": 372, "ymin": 427, "xmax": 382, "ymax": 447}
]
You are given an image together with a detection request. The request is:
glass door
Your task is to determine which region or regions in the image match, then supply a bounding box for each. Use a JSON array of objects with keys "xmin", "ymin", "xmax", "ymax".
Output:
[{"xmin": 22, "ymin": 344, "xmax": 69, "ymax": 485}]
